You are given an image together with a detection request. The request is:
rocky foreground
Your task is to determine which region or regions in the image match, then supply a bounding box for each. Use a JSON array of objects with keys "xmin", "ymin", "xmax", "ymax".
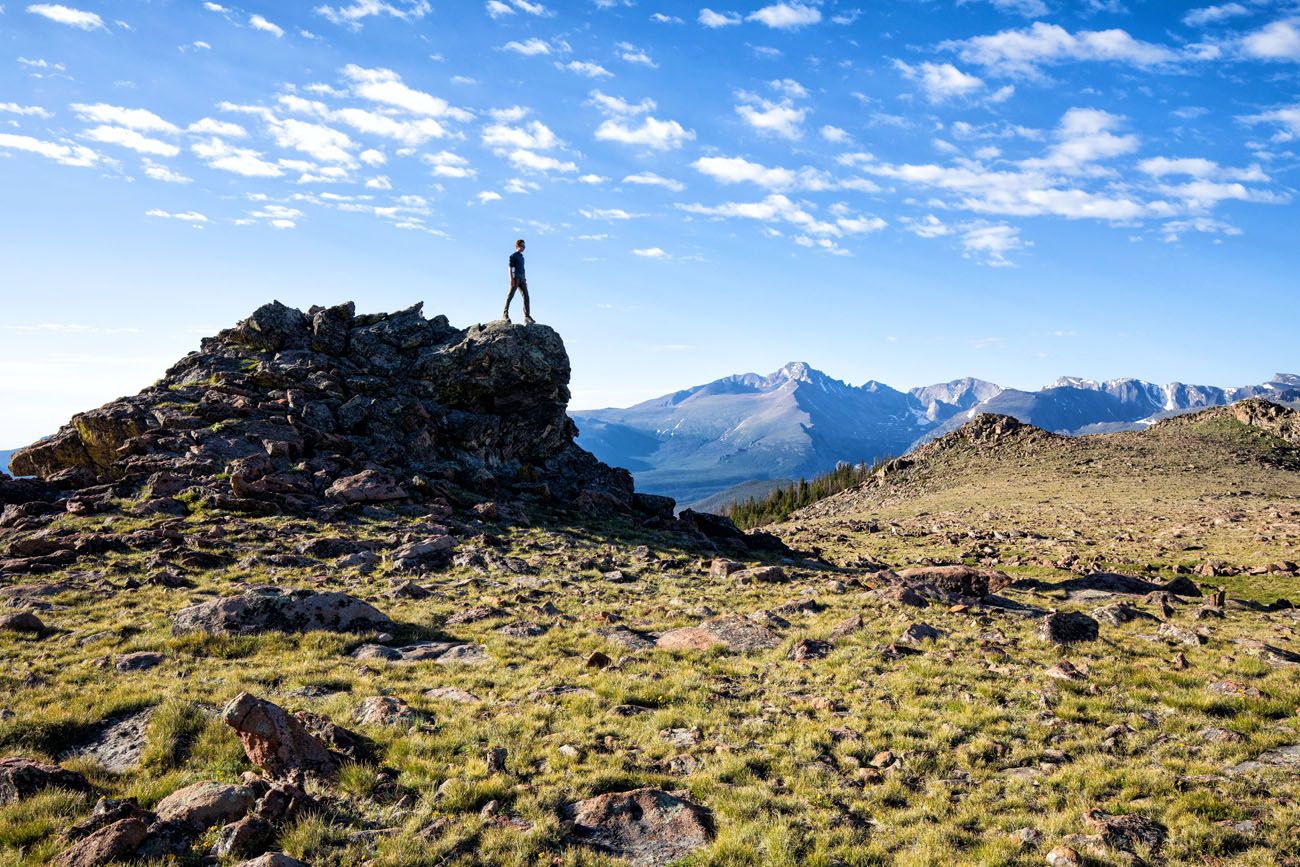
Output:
[{"xmin": 1, "ymin": 306, "xmax": 1298, "ymax": 866}]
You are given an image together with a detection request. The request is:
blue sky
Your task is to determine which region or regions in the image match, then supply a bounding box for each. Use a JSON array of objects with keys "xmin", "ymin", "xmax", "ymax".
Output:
[{"xmin": 1, "ymin": 0, "xmax": 1298, "ymax": 445}]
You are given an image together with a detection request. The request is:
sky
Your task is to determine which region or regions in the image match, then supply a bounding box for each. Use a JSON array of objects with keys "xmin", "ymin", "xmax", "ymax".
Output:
[{"xmin": 1, "ymin": 0, "xmax": 1298, "ymax": 446}]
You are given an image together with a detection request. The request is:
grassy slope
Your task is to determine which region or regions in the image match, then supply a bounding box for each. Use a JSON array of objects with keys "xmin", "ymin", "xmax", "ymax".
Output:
[
  {"xmin": 2, "ymin": 408, "xmax": 1299, "ymax": 865},
  {"xmin": 776, "ymin": 407, "xmax": 1300, "ymax": 603}
]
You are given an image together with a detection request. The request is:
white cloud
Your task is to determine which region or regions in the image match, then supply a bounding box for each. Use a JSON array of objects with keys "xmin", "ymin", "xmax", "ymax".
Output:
[
  {"xmin": 588, "ymin": 90, "xmax": 656, "ymax": 116},
  {"xmin": 0, "ymin": 132, "xmax": 100, "ymax": 167},
  {"xmin": 146, "ymin": 209, "xmax": 208, "ymax": 223},
  {"xmin": 961, "ymin": 0, "xmax": 1047, "ymax": 17},
  {"xmin": 423, "ymin": 149, "xmax": 475, "ymax": 177},
  {"xmin": 508, "ymin": 149, "xmax": 577, "ymax": 172},
  {"xmin": 595, "ymin": 115, "xmax": 694, "ymax": 149},
  {"xmin": 249, "ymin": 14, "xmax": 284, "ymax": 37},
  {"xmin": 72, "ymin": 103, "xmax": 179, "ymax": 134},
  {"xmin": 1137, "ymin": 156, "xmax": 1265, "ymax": 182},
  {"xmin": 945, "ymin": 22, "xmax": 1181, "ymax": 76},
  {"xmin": 651, "ymin": 13, "xmax": 683, "ymax": 23},
  {"xmin": 82, "ymin": 125, "xmax": 180, "ymax": 157},
  {"xmin": 1241, "ymin": 18, "xmax": 1300, "ymax": 61},
  {"xmin": 142, "ymin": 160, "xmax": 192, "ymax": 183},
  {"xmin": 678, "ymin": 193, "xmax": 841, "ymax": 237},
  {"xmin": 192, "ymin": 137, "xmax": 283, "ymax": 177},
  {"xmin": 365, "ymin": 175, "xmax": 392, "ymax": 189},
  {"xmin": 699, "ymin": 8, "xmax": 741, "ymax": 27},
  {"xmin": 316, "ymin": 0, "xmax": 431, "ymax": 27},
  {"xmin": 0, "ymin": 103, "xmax": 51, "ymax": 118},
  {"xmin": 558, "ymin": 60, "xmax": 613, "ymax": 78},
  {"xmin": 632, "ymin": 246, "xmax": 668, "ymax": 257},
  {"xmin": 503, "ymin": 37, "xmax": 552, "ymax": 55},
  {"xmin": 189, "ymin": 117, "xmax": 247, "ymax": 137},
  {"xmin": 1158, "ymin": 217, "xmax": 1242, "ymax": 243},
  {"xmin": 482, "ymin": 119, "xmax": 560, "ymax": 150},
  {"xmin": 960, "ymin": 223, "xmax": 1028, "ymax": 266},
  {"xmin": 820, "ymin": 125, "xmax": 849, "ymax": 143},
  {"xmin": 1182, "ymin": 3, "xmax": 1248, "ymax": 27},
  {"xmin": 747, "ymin": 3, "xmax": 820, "ymax": 29},
  {"xmin": 579, "ymin": 173, "xmax": 607, "ymax": 184},
  {"xmin": 27, "ymin": 3, "xmax": 103, "ymax": 29},
  {"xmin": 735, "ymin": 93, "xmax": 806, "ymax": 139},
  {"xmin": 341, "ymin": 65, "xmax": 471, "ymax": 120},
  {"xmin": 693, "ymin": 155, "xmax": 797, "ymax": 189},
  {"xmin": 580, "ymin": 207, "xmax": 642, "ymax": 219},
  {"xmin": 1240, "ymin": 103, "xmax": 1300, "ymax": 141},
  {"xmin": 623, "ymin": 172, "xmax": 684, "ymax": 191},
  {"xmin": 477, "ymin": 190, "xmax": 502, "ymax": 203},
  {"xmin": 617, "ymin": 42, "xmax": 656, "ymax": 66},
  {"xmin": 894, "ymin": 61, "xmax": 985, "ymax": 102},
  {"xmin": 902, "ymin": 214, "xmax": 953, "ymax": 238},
  {"xmin": 1021, "ymin": 107, "xmax": 1138, "ymax": 174}
]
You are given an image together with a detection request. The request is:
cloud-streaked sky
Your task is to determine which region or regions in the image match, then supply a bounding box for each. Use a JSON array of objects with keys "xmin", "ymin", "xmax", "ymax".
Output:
[{"xmin": 1, "ymin": 0, "xmax": 1297, "ymax": 445}]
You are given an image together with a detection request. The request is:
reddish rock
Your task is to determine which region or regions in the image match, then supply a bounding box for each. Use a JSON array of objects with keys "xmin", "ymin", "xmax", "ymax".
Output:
[
  {"xmin": 53, "ymin": 818, "xmax": 149, "ymax": 867},
  {"xmin": 221, "ymin": 692, "xmax": 342, "ymax": 780},
  {"xmin": 563, "ymin": 787, "xmax": 713, "ymax": 866}
]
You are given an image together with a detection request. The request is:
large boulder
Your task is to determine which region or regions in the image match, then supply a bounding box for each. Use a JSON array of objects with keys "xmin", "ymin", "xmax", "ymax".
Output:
[
  {"xmin": 220, "ymin": 692, "xmax": 344, "ymax": 780},
  {"xmin": 172, "ymin": 587, "xmax": 393, "ymax": 635},
  {"xmin": 563, "ymin": 787, "xmax": 714, "ymax": 866},
  {"xmin": 53, "ymin": 818, "xmax": 149, "ymax": 867},
  {"xmin": 896, "ymin": 565, "xmax": 1012, "ymax": 597},
  {"xmin": 154, "ymin": 780, "xmax": 255, "ymax": 830}
]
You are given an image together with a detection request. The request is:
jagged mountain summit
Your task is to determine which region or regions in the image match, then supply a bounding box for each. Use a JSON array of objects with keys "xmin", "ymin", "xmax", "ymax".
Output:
[
  {"xmin": 572, "ymin": 364, "xmax": 1300, "ymax": 505},
  {"xmin": 5, "ymin": 301, "xmax": 686, "ymax": 527}
]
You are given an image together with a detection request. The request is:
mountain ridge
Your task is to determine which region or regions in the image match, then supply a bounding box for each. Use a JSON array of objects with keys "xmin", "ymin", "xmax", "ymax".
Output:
[{"xmin": 573, "ymin": 364, "xmax": 1300, "ymax": 504}]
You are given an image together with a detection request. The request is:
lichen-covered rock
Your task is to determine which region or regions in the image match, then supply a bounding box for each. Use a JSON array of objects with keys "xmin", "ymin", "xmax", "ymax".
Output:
[
  {"xmin": 656, "ymin": 614, "xmax": 779, "ymax": 652},
  {"xmin": 563, "ymin": 787, "xmax": 714, "ymax": 866},
  {"xmin": 172, "ymin": 587, "xmax": 392, "ymax": 635},
  {"xmin": 53, "ymin": 817, "xmax": 149, "ymax": 867},
  {"xmin": 155, "ymin": 780, "xmax": 255, "ymax": 830}
]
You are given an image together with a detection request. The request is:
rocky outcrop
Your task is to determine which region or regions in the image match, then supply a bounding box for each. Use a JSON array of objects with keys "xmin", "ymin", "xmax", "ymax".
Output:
[
  {"xmin": 9, "ymin": 301, "xmax": 635, "ymax": 513},
  {"xmin": 0, "ymin": 757, "xmax": 92, "ymax": 804},
  {"xmin": 172, "ymin": 587, "xmax": 393, "ymax": 635}
]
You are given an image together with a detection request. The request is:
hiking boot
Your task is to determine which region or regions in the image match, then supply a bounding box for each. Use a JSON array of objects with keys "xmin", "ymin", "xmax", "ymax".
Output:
[
  {"xmin": 524, "ymin": 316, "xmax": 535, "ymax": 326},
  {"xmin": 502, "ymin": 313, "xmax": 512, "ymax": 324}
]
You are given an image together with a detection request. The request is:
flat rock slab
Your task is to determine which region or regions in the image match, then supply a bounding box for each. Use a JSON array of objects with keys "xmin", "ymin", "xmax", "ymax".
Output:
[
  {"xmin": 656, "ymin": 614, "xmax": 778, "ymax": 653},
  {"xmin": 563, "ymin": 787, "xmax": 714, "ymax": 867},
  {"xmin": 172, "ymin": 587, "xmax": 393, "ymax": 635},
  {"xmin": 59, "ymin": 707, "xmax": 154, "ymax": 773},
  {"xmin": 1228, "ymin": 744, "xmax": 1300, "ymax": 775}
]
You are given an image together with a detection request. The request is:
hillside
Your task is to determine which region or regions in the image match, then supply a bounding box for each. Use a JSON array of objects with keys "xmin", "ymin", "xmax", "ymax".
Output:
[
  {"xmin": 2, "ymin": 313, "xmax": 1299, "ymax": 867},
  {"xmin": 574, "ymin": 365, "xmax": 1299, "ymax": 504},
  {"xmin": 775, "ymin": 400, "xmax": 1300, "ymax": 588}
]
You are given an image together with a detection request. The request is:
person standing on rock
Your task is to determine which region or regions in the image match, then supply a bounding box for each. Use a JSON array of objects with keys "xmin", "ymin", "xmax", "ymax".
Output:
[{"xmin": 504, "ymin": 238, "xmax": 534, "ymax": 325}]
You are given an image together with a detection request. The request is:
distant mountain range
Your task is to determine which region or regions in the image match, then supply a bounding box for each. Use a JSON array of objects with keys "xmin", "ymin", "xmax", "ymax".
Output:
[{"xmin": 571, "ymin": 367, "xmax": 1300, "ymax": 506}]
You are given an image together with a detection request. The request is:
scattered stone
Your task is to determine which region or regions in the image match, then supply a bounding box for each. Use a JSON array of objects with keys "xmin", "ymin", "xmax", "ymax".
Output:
[
  {"xmin": 1038, "ymin": 612, "xmax": 1099, "ymax": 644},
  {"xmin": 585, "ymin": 651, "xmax": 612, "ymax": 669},
  {"xmin": 1044, "ymin": 845, "xmax": 1082, "ymax": 867},
  {"xmin": 221, "ymin": 692, "xmax": 343, "ymax": 780},
  {"xmin": 733, "ymin": 565, "xmax": 786, "ymax": 584},
  {"xmin": 1227, "ymin": 744, "xmax": 1300, "ymax": 775},
  {"xmin": 423, "ymin": 686, "xmax": 481, "ymax": 704},
  {"xmin": 1091, "ymin": 602, "xmax": 1155, "ymax": 626},
  {"xmin": 1198, "ymin": 727, "xmax": 1243, "ymax": 743},
  {"xmin": 895, "ymin": 565, "xmax": 1012, "ymax": 597},
  {"xmin": 1207, "ymin": 680, "xmax": 1262, "ymax": 698},
  {"xmin": 0, "ymin": 611, "xmax": 46, "ymax": 634},
  {"xmin": 53, "ymin": 818, "xmax": 149, "ymax": 867},
  {"xmin": 1082, "ymin": 809, "xmax": 1166, "ymax": 854},
  {"xmin": 656, "ymin": 614, "xmax": 779, "ymax": 653},
  {"xmin": 709, "ymin": 558, "xmax": 741, "ymax": 577},
  {"xmin": 354, "ymin": 696, "xmax": 424, "ymax": 728},
  {"xmin": 485, "ymin": 746, "xmax": 507, "ymax": 773},
  {"xmin": 497, "ymin": 620, "xmax": 547, "ymax": 638},
  {"xmin": 898, "ymin": 623, "xmax": 941, "ymax": 644},
  {"xmin": 1237, "ymin": 639, "xmax": 1300, "ymax": 665},
  {"xmin": 213, "ymin": 815, "xmax": 273, "ymax": 859},
  {"xmin": 115, "ymin": 651, "xmax": 164, "ymax": 672},
  {"xmin": 1157, "ymin": 622, "xmax": 1205, "ymax": 646},
  {"xmin": 0, "ymin": 757, "xmax": 92, "ymax": 804},
  {"xmin": 155, "ymin": 780, "xmax": 255, "ymax": 830},
  {"xmin": 234, "ymin": 855, "xmax": 310, "ymax": 867},
  {"xmin": 563, "ymin": 787, "xmax": 713, "ymax": 867},
  {"xmin": 325, "ymin": 470, "xmax": 406, "ymax": 504},
  {"xmin": 1046, "ymin": 660, "xmax": 1086, "ymax": 682},
  {"xmin": 445, "ymin": 605, "xmax": 500, "ymax": 625},
  {"xmin": 1016, "ymin": 827, "xmax": 1043, "ymax": 846},
  {"xmin": 789, "ymin": 638, "xmax": 832, "ymax": 660},
  {"xmin": 598, "ymin": 625, "xmax": 656, "ymax": 650},
  {"xmin": 172, "ymin": 587, "xmax": 393, "ymax": 635},
  {"xmin": 435, "ymin": 643, "xmax": 489, "ymax": 666}
]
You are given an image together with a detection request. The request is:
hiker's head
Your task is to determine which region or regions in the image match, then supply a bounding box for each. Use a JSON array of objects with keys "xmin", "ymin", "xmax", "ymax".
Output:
[{"xmin": 516, "ymin": 239, "xmax": 525, "ymax": 250}]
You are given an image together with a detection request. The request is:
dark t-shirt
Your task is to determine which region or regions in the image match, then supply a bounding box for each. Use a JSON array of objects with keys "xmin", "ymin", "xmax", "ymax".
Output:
[{"xmin": 509, "ymin": 250, "xmax": 525, "ymax": 280}]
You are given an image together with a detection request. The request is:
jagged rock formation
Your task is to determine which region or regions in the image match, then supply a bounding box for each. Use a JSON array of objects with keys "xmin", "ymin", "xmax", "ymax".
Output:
[{"xmin": 6, "ymin": 301, "xmax": 644, "ymax": 517}]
